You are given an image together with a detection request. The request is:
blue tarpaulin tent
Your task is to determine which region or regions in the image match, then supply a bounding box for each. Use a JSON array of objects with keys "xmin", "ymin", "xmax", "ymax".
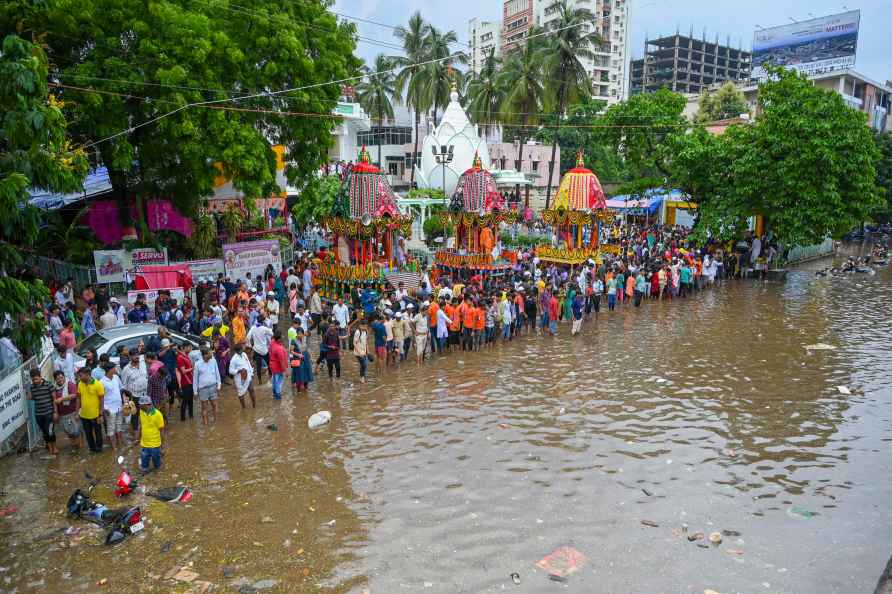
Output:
[{"xmin": 27, "ymin": 167, "xmax": 112, "ymax": 210}]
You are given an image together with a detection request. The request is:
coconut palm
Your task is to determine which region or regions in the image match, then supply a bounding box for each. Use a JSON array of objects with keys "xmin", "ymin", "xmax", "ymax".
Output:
[
  {"xmin": 466, "ymin": 48, "xmax": 504, "ymax": 141},
  {"xmin": 541, "ymin": 0, "xmax": 599, "ymax": 208},
  {"xmin": 422, "ymin": 25, "xmax": 468, "ymax": 126},
  {"xmin": 356, "ymin": 54, "xmax": 397, "ymax": 167},
  {"xmin": 391, "ymin": 12, "xmax": 431, "ymax": 184},
  {"xmin": 498, "ymin": 29, "xmax": 546, "ymax": 201}
]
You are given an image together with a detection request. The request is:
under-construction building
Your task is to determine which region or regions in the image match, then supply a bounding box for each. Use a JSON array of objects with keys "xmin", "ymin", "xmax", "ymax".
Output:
[{"xmin": 630, "ymin": 31, "xmax": 751, "ymax": 95}]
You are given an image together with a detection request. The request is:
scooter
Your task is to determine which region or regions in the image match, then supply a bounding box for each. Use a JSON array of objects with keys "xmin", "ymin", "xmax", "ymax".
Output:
[
  {"xmin": 114, "ymin": 455, "xmax": 193, "ymax": 503},
  {"xmin": 66, "ymin": 472, "xmax": 143, "ymax": 545}
]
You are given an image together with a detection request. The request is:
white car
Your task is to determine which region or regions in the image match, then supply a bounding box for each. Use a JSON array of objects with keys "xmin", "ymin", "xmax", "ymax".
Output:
[{"xmin": 72, "ymin": 323, "xmax": 203, "ymax": 369}]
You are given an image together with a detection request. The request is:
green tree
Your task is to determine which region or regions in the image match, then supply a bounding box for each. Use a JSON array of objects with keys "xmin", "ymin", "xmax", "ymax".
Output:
[
  {"xmin": 540, "ymin": 0, "xmax": 599, "ymax": 208},
  {"xmin": 188, "ymin": 211, "xmax": 218, "ymax": 258},
  {"xmin": 4, "ymin": 0, "xmax": 358, "ymax": 233},
  {"xmin": 499, "ymin": 29, "xmax": 546, "ymax": 199},
  {"xmin": 392, "ymin": 12, "xmax": 431, "ymax": 185},
  {"xmin": 674, "ymin": 68, "xmax": 882, "ymax": 245},
  {"xmin": 696, "ymin": 81, "xmax": 750, "ymax": 123},
  {"xmin": 535, "ymin": 99, "xmax": 630, "ymax": 184},
  {"xmin": 466, "ymin": 48, "xmax": 503, "ymax": 140},
  {"xmin": 356, "ymin": 54, "xmax": 396, "ymax": 168},
  {"xmin": 422, "ymin": 25, "xmax": 467, "ymax": 126},
  {"xmin": 599, "ymin": 87, "xmax": 688, "ymax": 181},
  {"xmin": 291, "ymin": 174, "xmax": 341, "ymax": 227},
  {"xmin": 874, "ymin": 132, "xmax": 892, "ymax": 223},
  {"xmin": 1, "ymin": 33, "xmax": 88, "ymax": 350}
]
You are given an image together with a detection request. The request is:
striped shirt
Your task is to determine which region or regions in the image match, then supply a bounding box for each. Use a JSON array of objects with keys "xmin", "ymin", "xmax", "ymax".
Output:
[{"xmin": 30, "ymin": 381, "xmax": 55, "ymax": 417}]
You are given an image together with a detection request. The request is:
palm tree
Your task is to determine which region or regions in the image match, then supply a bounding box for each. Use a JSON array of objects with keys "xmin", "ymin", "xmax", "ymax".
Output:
[
  {"xmin": 466, "ymin": 48, "xmax": 504, "ymax": 142},
  {"xmin": 498, "ymin": 29, "xmax": 546, "ymax": 202},
  {"xmin": 392, "ymin": 12, "xmax": 431, "ymax": 185},
  {"xmin": 541, "ymin": 0, "xmax": 599, "ymax": 209},
  {"xmin": 356, "ymin": 54, "xmax": 396, "ymax": 168},
  {"xmin": 422, "ymin": 25, "xmax": 468, "ymax": 126}
]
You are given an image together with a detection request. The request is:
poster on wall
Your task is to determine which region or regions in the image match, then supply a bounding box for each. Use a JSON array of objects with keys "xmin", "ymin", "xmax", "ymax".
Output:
[
  {"xmin": 129, "ymin": 247, "xmax": 168, "ymax": 271},
  {"xmin": 222, "ymin": 240, "xmax": 281, "ymax": 282},
  {"xmin": 752, "ymin": 10, "xmax": 860, "ymax": 79},
  {"xmin": 126, "ymin": 288, "xmax": 186, "ymax": 316},
  {"xmin": 0, "ymin": 371, "xmax": 26, "ymax": 444},
  {"xmin": 93, "ymin": 250, "xmax": 127, "ymax": 284}
]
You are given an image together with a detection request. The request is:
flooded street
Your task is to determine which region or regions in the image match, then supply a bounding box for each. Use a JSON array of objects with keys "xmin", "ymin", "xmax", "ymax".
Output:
[{"xmin": 2, "ymin": 257, "xmax": 892, "ymax": 593}]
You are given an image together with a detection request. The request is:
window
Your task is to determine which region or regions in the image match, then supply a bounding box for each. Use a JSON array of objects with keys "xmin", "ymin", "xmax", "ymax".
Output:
[
  {"xmin": 357, "ymin": 126, "xmax": 412, "ymax": 146},
  {"xmin": 500, "ymin": 156, "xmax": 507, "ymax": 169},
  {"xmin": 531, "ymin": 161, "xmax": 539, "ymax": 172}
]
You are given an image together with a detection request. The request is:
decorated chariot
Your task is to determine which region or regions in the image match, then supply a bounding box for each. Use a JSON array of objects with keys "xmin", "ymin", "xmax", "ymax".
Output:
[
  {"xmin": 435, "ymin": 152, "xmax": 519, "ymax": 279},
  {"xmin": 317, "ymin": 147, "xmax": 416, "ymax": 298}
]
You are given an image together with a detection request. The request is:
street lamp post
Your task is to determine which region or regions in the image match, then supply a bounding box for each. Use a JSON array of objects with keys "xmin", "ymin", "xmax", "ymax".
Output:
[{"xmin": 431, "ymin": 144, "xmax": 454, "ymax": 207}]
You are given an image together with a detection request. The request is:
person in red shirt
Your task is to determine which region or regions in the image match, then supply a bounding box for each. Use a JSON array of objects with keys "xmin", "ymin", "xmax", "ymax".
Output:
[
  {"xmin": 268, "ymin": 331, "xmax": 288, "ymax": 400},
  {"xmin": 428, "ymin": 300, "xmax": 440, "ymax": 353},
  {"xmin": 176, "ymin": 344, "xmax": 195, "ymax": 421}
]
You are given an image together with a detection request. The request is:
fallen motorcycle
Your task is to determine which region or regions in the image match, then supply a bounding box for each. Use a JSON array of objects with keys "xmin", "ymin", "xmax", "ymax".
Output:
[{"xmin": 66, "ymin": 474, "xmax": 143, "ymax": 545}]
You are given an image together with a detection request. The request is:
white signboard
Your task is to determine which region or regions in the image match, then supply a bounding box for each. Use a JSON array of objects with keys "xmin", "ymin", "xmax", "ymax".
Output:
[
  {"xmin": 93, "ymin": 250, "xmax": 127, "ymax": 284},
  {"xmin": 222, "ymin": 240, "xmax": 281, "ymax": 283},
  {"xmin": 752, "ymin": 11, "xmax": 860, "ymax": 79},
  {"xmin": 129, "ymin": 247, "xmax": 169, "ymax": 270},
  {"xmin": 172, "ymin": 259, "xmax": 225, "ymax": 281},
  {"xmin": 0, "ymin": 371, "xmax": 26, "ymax": 443}
]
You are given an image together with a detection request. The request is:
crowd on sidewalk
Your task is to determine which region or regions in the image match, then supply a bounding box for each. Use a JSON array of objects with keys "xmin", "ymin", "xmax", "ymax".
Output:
[{"xmin": 24, "ymin": 222, "xmax": 775, "ymax": 470}]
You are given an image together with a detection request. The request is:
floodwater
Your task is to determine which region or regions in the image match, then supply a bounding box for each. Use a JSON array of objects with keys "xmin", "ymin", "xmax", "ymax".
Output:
[{"xmin": 2, "ymin": 253, "xmax": 892, "ymax": 594}]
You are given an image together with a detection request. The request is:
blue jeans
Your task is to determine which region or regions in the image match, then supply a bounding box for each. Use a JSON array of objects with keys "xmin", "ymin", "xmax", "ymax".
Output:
[
  {"xmin": 549, "ymin": 319, "xmax": 558, "ymax": 334},
  {"xmin": 356, "ymin": 355, "xmax": 368, "ymax": 378},
  {"xmin": 539, "ymin": 313, "xmax": 549, "ymax": 330},
  {"xmin": 140, "ymin": 447, "xmax": 161, "ymax": 471},
  {"xmin": 438, "ymin": 335, "xmax": 447, "ymax": 351},
  {"xmin": 608, "ymin": 294, "xmax": 616, "ymax": 310},
  {"xmin": 502, "ymin": 323, "xmax": 511, "ymax": 339},
  {"xmin": 271, "ymin": 372, "xmax": 284, "ymax": 399}
]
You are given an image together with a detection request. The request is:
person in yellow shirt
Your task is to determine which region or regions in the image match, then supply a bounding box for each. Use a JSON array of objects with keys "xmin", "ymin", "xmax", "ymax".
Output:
[
  {"xmin": 136, "ymin": 395, "xmax": 165, "ymax": 473},
  {"xmin": 77, "ymin": 367, "xmax": 104, "ymax": 453},
  {"xmin": 231, "ymin": 313, "xmax": 246, "ymax": 345}
]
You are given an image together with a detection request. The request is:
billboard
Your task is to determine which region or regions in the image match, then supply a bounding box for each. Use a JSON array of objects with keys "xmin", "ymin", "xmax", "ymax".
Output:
[
  {"xmin": 222, "ymin": 240, "xmax": 282, "ymax": 283},
  {"xmin": 752, "ymin": 10, "xmax": 860, "ymax": 79}
]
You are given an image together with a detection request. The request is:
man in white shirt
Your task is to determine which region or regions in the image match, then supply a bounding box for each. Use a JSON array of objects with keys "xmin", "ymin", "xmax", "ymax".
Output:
[
  {"xmin": 110, "ymin": 298, "xmax": 126, "ymax": 326},
  {"xmin": 308, "ymin": 288, "xmax": 323, "ymax": 334},
  {"xmin": 302, "ymin": 266, "xmax": 313, "ymax": 301},
  {"xmin": 100, "ymin": 364, "xmax": 125, "ymax": 449},
  {"xmin": 193, "ymin": 348, "xmax": 221, "ymax": 424},
  {"xmin": 99, "ymin": 305, "xmax": 117, "ymax": 330},
  {"xmin": 332, "ymin": 296, "xmax": 350, "ymax": 349},
  {"xmin": 228, "ymin": 344, "xmax": 255, "ymax": 409},
  {"xmin": 246, "ymin": 319, "xmax": 273, "ymax": 384},
  {"xmin": 285, "ymin": 269, "xmax": 300, "ymax": 293},
  {"xmin": 264, "ymin": 292, "xmax": 280, "ymax": 331}
]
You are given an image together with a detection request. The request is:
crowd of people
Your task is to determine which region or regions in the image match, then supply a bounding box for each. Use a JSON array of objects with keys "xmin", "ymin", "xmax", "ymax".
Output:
[{"xmin": 23, "ymin": 222, "xmax": 775, "ymax": 470}]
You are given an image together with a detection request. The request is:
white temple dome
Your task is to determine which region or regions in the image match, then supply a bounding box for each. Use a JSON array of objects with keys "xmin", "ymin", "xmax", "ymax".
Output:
[{"xmin": 414, "ymin": 90, "xmax": 491, "ymax": 197}]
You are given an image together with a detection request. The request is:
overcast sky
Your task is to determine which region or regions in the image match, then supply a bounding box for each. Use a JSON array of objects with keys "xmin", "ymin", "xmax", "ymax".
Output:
[{"xmin": 334, "ymin": 0, "xmax": 890, "ymax": 85}]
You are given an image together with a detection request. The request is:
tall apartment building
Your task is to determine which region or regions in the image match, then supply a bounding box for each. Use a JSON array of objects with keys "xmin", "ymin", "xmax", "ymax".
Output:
[
  {"xmin": 469, "ymin": 17, "xmax": 501, "ymax": 74},
  {"xmin": 501, "ymin": 0, "xmax": 535, "ymax": 53},
  {"xmin": 630, "ymin": 33, "xmax": 752, "ymax": 95},
  {"xmin": 536, "ymin": 0, "xmax": 631, "ymax": 104}
]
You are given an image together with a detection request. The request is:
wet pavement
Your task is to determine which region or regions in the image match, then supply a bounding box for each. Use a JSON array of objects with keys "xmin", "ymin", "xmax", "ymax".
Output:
[{"xmin": 1, "ymin": 253, "xmax": 891, "ymax": 593}]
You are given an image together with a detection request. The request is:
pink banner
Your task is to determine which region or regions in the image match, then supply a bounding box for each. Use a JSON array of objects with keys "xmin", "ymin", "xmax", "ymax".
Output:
[
  {"xmin": 146, "ymin": 199, "xmax": 193, "ymax": 236},
  {"xmin": 87, "ymin": 201, "xmax": 127, "ymax": 245}
]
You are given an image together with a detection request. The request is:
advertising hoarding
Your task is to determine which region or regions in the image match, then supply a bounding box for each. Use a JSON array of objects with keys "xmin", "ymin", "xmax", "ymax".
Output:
[
  {"xmin": 752, "ymin": 10, "xmax": 860, "ymax": 79},
  {"xmin": 222, "ymin": 240, "xmax": 282, "ymax": 283}
]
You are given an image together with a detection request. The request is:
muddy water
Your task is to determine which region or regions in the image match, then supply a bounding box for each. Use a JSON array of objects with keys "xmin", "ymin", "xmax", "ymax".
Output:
[{"xmin": 2, "ymin": 257, "xmax": 892, "ymax": 593}]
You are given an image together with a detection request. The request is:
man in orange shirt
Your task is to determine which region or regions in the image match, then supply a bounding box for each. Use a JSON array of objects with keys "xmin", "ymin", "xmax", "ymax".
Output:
[
  {"xmin": 445, "ymin": 298, "xmax": 460, "ymax": 352},
  {"xmin": 460, "ymin": 295, "xmax": 476, "ymax": 352},
  {"xmin": 513, "ymin": 290, "xmax": 526, "ymax": 337},
  {"xmin": 427, "ymin": 300, "xmax": 440, "ymax": 354},
  {"xmin": 474, "ymin": 301, "xmax": 486, "ymax": 351}
]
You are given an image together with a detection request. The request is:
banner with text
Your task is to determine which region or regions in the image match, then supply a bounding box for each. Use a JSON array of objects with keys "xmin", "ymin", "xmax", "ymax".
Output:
[
  {"xmin": 171, "ymin": 259, "xmax": 225, "ymax": 281},
  {"xmin": 0, "ymin": 371, "xmax": 26, "ymax": 444},
  {"xmin": 752, "ymin": 10, "xmax": 860, "ymax": 79},
  {"xmin": 223, "ymin": 240, "xmax": 281, "ymax": 282}
]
